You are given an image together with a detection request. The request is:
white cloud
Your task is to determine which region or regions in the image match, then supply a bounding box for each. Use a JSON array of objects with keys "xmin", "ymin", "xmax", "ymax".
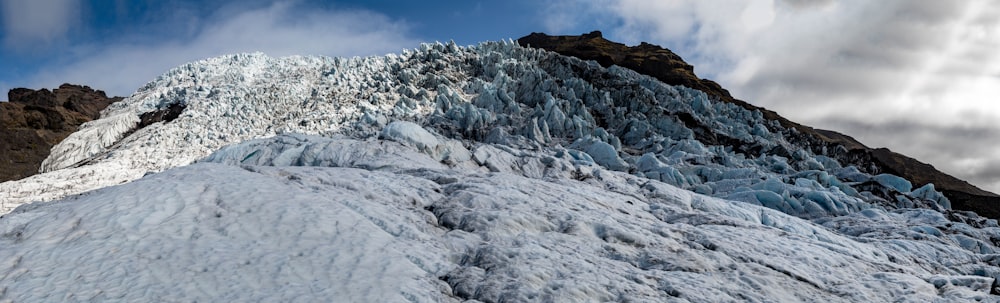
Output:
[
  {"xmin": 24, "ymin": 1, "xmax": 417, "ymax": 97},
  {"xmin": 1, "ymin": 0, "xmax": 80, "ymax": 48},
  {"xmin": 540, "ymin": 0, "xmax": 614, "ymax": 34},
  {"xmin": 545, "ymin": 0, "xmax": 1000, "ymax": 193}
]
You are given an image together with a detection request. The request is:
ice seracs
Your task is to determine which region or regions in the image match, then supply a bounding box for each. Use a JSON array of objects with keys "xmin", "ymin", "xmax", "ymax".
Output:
[{"xmin": 2, "ymin": 41, "xmax": 950, "ymax": 218}]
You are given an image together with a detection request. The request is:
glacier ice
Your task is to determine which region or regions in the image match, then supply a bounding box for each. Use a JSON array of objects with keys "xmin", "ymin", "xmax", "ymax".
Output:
[
  {"xmin": 39, "ymin": 113, "xmax": 140, "ymax": 172},
  {"xmin": 874, "ymin": 173, "xmax": 914, "ymax": 193},
  {"xmin": 0, "ymin": 39, "xmax": 997, "ymax": 301},
  {"xmin": 2, "ymin": 135, "xmax": 999, "ymax": 301},
  {"xmin": 380, "ymin": 121, "xmax": 440, "ymax": 154},
  {"xmin": 911, "ymin": 183, "xmax": 953, "ymax": 210},
  {"xmin": 1, "ymin": 163, "xmax": 452, "ymax": 302},
  {"xmin": 201, "ymin": 133, "xmax": 448, "ymax": 171},
  {"xmin": 2, "ymin": 41, "xmax": 950, "ymax": 218},
  {"xmin": 570, "ymin": 136, "xmax": 629, "ymax": 171}
]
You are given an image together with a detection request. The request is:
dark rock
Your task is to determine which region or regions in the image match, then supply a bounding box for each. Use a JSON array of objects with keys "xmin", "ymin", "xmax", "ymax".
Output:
[
  {"xmin": 138, "ymin": 102, "xmax": 186, "ymax": 128},
  {"xmin": 518, "ymin": 32, "xmax": 735, "ymax": 109},
  {"xmin": 55, "ymin": 84, "xmax": 121, "ymax": 119},
  {"xmin": 8, "ymin": 87, "xmax": 58, "ymax": 107},
  {"xmin": 0, "ymin": 84, "xmax": 122, "ymax": 182},
  {"xmin": 518, "ymin": 31, "xmax": 1000, "ymax": 218},
  {"xmin": 92, "ymin": 102, "xmax": 188, "ymax": 155}
]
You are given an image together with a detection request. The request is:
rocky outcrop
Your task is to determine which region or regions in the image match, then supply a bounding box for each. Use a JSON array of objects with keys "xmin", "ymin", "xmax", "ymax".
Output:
[
  {"xmin": 518, "ymin": 31, "xmax": 1000, "ymax": 217},
  {"xmin": 0, "ymin": 84, "xmax": 122, "ymax": 181}
]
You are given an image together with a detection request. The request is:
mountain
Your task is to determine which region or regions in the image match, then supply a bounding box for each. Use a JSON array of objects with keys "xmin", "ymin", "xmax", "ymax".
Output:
[
  {"xmin": 0, "ymin": 84, "xmax": 122, "ymax": 182},
  {"xmin": 518, "ymin": 31, "xmax": 1000, "ymax": 219},
  {"xmin": 1, "ymin": 38, "xmax": 1000, "ymax": 301}
]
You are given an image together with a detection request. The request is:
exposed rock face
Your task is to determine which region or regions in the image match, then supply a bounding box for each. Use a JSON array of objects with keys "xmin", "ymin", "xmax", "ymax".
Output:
[
  {"xmin": 0, "ymin": 84, "xmax": 122, "ymax": 181},
  {"xmin": 138, "ymin": 102, "xmax": 186, "ymax": 128},
  {"xmin": 519, "ymin": 31, "xmax": 734, "ymax": 107},
  {"xmin": 518, "ymin": 31, "xmax": 1000, "ymax": 217}
]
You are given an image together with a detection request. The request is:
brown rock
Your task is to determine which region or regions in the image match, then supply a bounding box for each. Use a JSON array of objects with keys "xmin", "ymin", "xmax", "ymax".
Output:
[
  {"xmin": 518, "ymin": 31, "xmax": 1000, "ymax": 217},
  {"xmin": 0, "ymin": 84, "xmax": 122, "ymax": 182}
]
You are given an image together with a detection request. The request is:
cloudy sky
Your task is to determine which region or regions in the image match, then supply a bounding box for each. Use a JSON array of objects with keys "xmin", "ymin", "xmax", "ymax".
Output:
[{"xmin": 2, "ymin": 0, "xmax": 999, "ymax": 194}]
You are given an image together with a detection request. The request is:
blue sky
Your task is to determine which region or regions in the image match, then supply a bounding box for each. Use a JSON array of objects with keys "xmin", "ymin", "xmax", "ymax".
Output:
[{"xmin": 2, "ymin": 0, "xmax": 1000, "ymax": 193}]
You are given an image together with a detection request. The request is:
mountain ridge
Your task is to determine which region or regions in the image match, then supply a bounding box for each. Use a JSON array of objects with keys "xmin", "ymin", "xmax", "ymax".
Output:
[
  {"xmin": 518, "ymin": 31, "xmax": 1000, "ymax": 218},
  {"xmin": 0, "ymin": 84, "xmax": 122, "ymax": 182}
]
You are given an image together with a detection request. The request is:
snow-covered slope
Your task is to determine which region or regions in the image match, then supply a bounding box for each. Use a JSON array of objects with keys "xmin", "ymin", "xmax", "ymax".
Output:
[
  {"xmin": 1, "ymin": 41, "xmax": 999, "ymax": 301},
  {"xmin": 1, "ymin": 134, "xmax": 997, "ymax": 302}
]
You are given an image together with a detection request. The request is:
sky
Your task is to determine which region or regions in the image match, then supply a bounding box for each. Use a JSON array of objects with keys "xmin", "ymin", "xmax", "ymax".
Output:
[{"xmin": 1, "ymin": 0, "xmax": 999, "ymax": 194}]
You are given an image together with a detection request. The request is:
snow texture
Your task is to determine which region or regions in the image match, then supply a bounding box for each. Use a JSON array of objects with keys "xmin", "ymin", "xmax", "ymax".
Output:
[
  {"xmin": 0, "ymin": 40, "xmax": 997, "ymax": 301},
  {"xmin": 0, "ymin": 137, "xmax": 997, "ymax": 302}
]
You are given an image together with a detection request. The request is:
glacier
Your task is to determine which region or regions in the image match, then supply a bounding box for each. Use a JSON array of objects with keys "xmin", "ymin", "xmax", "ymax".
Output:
[
  {"xmin": 0, "ymin": 40, "xmax": 999, "ymax": 301},
  {"xmin": 0, "ymin": 41, "xmax": 951, "ymax": 218},
  {"xmin": 2, "ymin": 134, "xmax": 998, "ymax": 302}
]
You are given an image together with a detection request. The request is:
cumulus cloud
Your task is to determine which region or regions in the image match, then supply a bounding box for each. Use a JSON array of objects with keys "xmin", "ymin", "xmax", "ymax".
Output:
[
  {"xmin": 1, "ymin": 0, "xmax": 81, "ymax": 49},
  {"xmin": 545, "ymin": 0, "xmax": 1000, "ymax": 193},
  {"xmin": 24, "ymin": 1, "xmax": 417, "ymax": 96}
]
